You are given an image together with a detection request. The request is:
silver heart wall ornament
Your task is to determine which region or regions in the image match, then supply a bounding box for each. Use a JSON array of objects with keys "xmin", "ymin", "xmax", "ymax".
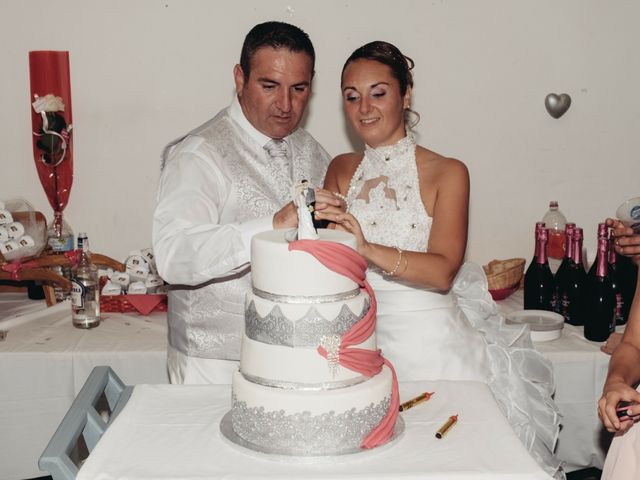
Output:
[{"xmin": 545, "ymin": 93, "xmax": 571, "ymax": 119}]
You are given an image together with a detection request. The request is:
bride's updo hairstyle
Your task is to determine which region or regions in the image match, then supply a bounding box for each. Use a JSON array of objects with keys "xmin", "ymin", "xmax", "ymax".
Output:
[{"xmin": 341, "ymin": 41, "xmax": 420, "ymax": 128}]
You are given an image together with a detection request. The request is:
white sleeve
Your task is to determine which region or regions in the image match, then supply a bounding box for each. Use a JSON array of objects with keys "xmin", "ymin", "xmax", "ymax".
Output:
[{"xmin": 152, "ymin": 142, "xmax": 271, "ymax": 285}]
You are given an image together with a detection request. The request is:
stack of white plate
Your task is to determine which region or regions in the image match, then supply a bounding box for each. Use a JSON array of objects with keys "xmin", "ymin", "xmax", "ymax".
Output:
[{"xmin": 505, "ymin": 310, "xmax": 564, "ymax": 342}]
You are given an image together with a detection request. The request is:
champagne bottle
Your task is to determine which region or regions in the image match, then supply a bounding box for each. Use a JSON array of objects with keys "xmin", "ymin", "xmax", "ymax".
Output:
[
  {"xmin": 530, "ymin": 222, "xmax": 546, "ymax": 265},
  {"xmin": 584, "ymin": 235, "xmax": 615, "ymax": 341},
  {"xmin": 587, "ymin": 222, "xmax": 608, "ymax": 278},
  {"xmin": 555, "ymin": 223, "xmax": 576, "ymax": 314},
  {"xmin": 524, "ymin": 226, "xmax": 556, "ymax": 311},
  {"xmin": 562, "ymin": 227, "xmax": 587, "ymax": 325},
  {"xmin": 71, "ymin": 233, "xmax": 101, "ymax": 329}
]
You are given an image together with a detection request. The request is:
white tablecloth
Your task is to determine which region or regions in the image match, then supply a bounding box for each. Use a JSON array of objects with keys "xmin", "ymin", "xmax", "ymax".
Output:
[
  {"xmin": 78, "ymin": 381, "xmax": 553, "ymax": 480},
  {"xmin": 0, "ymin": 292, "xmax": 47, "ymax": 319},
  {"xmin": 0, "ymin": 297, "xmax": 169, "ymax": 480},
  {"xmin": 497, "ymin": 290, "xmax": 614, "ymax": 471},
  {"xmin": 0, "ymin": 288, "xmax": 615, "ymax": 479}
]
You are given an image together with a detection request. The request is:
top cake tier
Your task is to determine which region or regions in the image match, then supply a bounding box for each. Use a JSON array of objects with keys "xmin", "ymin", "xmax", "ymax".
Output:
[{"xmin": 251, "ymin": 229, "xmax": 359, "ymax": 297}]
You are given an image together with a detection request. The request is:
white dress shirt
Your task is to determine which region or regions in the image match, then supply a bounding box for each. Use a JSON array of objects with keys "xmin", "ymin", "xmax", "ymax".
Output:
[{"xmin": 153, "ymin": 97, "xmax": 329, "ymax": 363}]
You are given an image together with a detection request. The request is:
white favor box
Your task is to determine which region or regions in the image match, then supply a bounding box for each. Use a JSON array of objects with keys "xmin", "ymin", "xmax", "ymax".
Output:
[
  {"xmin": 126, "ymin": 253, "xmax": 149, "ymax": 270},
  {"xmin": 5, "ymin": 222, "xmax": 24, "ymax": 239},
  {"xmin": 0, "ymin": 241, "xmax": 19, "ymax": 254},
  {"xmin": 127, "ymin": 265, "xmax": 150, "ymax": 282},
  {"xmin": 141, "ymin": 248, "xmax": 157, "ymax": 274},
  {"xmin": 127, "ymin": 281, "xmax": 147, "ymax": 295},
  {"xmin": 17, "ymin": 235, "xmax": 35, "ymax": 248},
  {"xmin": 144, "ymin": 275, "xmax": 164, "ymax": 293},
  {"xmin": 110, "ymin": 272, "xmax": 131, "ymax": 289},
  {"xmin": 101, "ymin": 281, "xmax": 123, "ymax": 296},
  {"xmin": 0, "ymin": 209, "xmax": 12, "ymax": 225}
]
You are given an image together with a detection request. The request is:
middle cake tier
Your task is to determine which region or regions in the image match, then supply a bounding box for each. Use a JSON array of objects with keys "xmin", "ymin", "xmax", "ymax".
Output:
[{"xmin": 242, "ymin": 289, "xmax": 374, "ymax": 388}]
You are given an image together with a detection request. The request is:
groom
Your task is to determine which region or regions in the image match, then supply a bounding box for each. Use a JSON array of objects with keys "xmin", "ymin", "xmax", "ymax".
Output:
[{"xmin": 153, "ymin": 21, "xmax": 337, "ymax": 384}]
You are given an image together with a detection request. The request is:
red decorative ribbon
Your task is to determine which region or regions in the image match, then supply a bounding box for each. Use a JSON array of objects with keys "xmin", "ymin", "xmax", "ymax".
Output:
[
  {"xmin": 63, "ymin": 249, "xmax": 80, "ymax": 267},
  {"xmin": 1, "ymin": 260, "xmax": 39, "ymax": 281},
  {"xmin": 289, "ymin": 240, "xmax": 400, "ymax": 449}
]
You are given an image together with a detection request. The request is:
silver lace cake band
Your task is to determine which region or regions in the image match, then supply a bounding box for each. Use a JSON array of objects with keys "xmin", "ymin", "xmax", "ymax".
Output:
[
  {"xmin": 245, "ymin": 298, "xmax": 370, "ymax": 347},
  {"xmin": 252, "ymin": 287, "xmax": 361, "ymax": 304},
  {"xmin": 230, "ymin": 393, "xmax": 391, "ymax": 456},
  {"xmin": 241, "ymin": 371, "xmax": 368, "ymax": 390}
]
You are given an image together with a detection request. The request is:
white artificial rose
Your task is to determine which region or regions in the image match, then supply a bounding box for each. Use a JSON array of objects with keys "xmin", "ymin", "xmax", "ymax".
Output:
[{"xmin": 32, "ymin": 94, "xmax": 65, "ymax": 113}]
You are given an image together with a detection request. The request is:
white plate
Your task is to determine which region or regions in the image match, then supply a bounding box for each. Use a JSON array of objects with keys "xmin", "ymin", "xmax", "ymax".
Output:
[
  {"xmin": 505, "ymin": 310, "xmax": 564, "ymax": 342},
  {"xmin": 616, "ymin": 196, "xmax": 640, "ymax": 233}
]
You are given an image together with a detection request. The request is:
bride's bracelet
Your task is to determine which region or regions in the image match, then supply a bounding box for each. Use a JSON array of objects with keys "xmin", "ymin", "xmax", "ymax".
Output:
[
  {"xmin": 333, "ymin": 192, "xmax": 349, "ymax": 213},
  {"xmin": 382, "ymin": 246, "xmax": 403, "ymax": 276}
]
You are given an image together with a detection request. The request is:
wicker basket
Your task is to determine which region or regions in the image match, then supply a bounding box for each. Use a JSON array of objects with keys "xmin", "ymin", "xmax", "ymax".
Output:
[
  {"xmin": 100, "ymin": 294, "xmax": 167, "ymax": 315},
  {"xmin": 483, "ymin": 258, "xmax": 526, "ymax": 290}
]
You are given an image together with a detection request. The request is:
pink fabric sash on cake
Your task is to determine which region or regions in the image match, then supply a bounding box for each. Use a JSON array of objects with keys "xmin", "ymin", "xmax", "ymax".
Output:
[{"xmin": 289, "ymin": 239, "xmax": 400, "ymax": 449}]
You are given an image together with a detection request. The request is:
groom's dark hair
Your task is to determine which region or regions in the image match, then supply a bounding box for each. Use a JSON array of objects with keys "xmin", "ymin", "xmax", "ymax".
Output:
[{"xmin": 239, "ymin": 21, "xmax": 315, "ymax": 79}]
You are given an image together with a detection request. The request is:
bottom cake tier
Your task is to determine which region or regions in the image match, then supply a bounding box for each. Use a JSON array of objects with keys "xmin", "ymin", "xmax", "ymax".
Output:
[{"xmin": 230, "ymin": 365, "xmax": 394, "ymax": 456}]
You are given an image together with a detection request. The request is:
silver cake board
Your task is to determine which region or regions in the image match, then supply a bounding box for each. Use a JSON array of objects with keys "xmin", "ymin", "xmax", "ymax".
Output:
[{"xmin": 219, "ymin": 411, "xmax": 405, "ymax": 464}]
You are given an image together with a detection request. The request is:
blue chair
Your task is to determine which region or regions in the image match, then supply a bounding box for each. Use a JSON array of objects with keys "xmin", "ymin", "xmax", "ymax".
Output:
[{"xmin": 39, "ymin": 366, "xmax": 132, "ymax": 480}]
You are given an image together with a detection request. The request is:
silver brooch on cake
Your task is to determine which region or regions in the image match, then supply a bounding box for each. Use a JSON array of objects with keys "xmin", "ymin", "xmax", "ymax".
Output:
[{"xmin": 320, "ymin": 334, "xmax": 342, "ymax": 378}]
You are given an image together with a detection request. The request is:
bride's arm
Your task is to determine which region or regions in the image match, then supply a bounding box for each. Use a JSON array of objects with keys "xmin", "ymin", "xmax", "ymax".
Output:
[{"xmin": 419, "ymin": 157, "xmax": 469, "ymax": 289}]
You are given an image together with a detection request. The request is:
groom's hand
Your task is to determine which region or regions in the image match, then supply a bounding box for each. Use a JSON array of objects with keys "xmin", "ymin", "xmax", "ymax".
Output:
[{"xmin": 273, "ymin": 201, "xmax": 298, "ymax": 229}]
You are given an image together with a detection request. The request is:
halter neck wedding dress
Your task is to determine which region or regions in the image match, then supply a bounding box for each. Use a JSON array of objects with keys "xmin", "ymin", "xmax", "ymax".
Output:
[{"xmin": 345, "ymin": 134, "xmax": 563, "ymax": 478}]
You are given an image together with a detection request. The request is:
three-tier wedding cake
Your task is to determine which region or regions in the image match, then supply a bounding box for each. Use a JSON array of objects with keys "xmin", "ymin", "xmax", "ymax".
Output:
[{"xmin": 227, "ymin": 228, "xmax": 399, "ymax": 456}]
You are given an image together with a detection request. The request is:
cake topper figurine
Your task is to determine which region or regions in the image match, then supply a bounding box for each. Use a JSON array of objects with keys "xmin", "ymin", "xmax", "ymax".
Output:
[{"xmin": 291, "ymin": 179, "xmax": 319, "ymax": 241}]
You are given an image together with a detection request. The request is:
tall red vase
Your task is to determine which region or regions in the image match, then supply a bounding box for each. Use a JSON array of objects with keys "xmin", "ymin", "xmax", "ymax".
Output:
[{"xmin": 28, "ymin": 51, "xmax": 74, "ymax": 229}]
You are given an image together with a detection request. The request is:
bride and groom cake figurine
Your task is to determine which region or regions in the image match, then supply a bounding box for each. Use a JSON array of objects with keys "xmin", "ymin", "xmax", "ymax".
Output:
[
  {"xmin": 223, "ymin": 179, "xmax": 402, "ymax": 456},
  {"xmin": 289, "ymin": 179, "xmax": 328, "ymax": 241}
]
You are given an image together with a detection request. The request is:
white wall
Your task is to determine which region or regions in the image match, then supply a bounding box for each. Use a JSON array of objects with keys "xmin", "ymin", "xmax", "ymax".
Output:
[{"xmin": 1, "ymin": 0, "xmax": 639, "ymax": 266}]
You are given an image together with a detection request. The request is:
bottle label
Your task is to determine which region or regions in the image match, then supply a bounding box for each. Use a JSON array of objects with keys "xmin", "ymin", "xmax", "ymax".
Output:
[
  {"xmin": 70, "ymin": 280, "xmax": 85, "ymax": 308},
  {"xmin": 48, "ymin": 234, "xmax": 74, "ymax": 253},
  {"xmin": 561, "ymin": 294, "xmax": 570, "ymax": 321},
  {"xmin": 615, "ymin": 293, "xmax": 623, "ymax": 322}
]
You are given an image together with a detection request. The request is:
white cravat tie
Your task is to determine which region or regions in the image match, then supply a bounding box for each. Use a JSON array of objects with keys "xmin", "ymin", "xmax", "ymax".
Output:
[{"xmin": 264, "ymin": 139, "xmax": 291, "ymax": 179}]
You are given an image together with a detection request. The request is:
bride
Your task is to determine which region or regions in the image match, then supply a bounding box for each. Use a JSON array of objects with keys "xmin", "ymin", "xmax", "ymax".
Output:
[{"xmin": 316, "ymin": 40, "xmax": 563, "ymax": 478}]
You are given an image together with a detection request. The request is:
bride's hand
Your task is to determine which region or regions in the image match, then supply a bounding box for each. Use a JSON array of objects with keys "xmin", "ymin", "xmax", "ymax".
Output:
[
  {"xmin": 314, "ymin": 208, "xmax": 369, "ymax": 254},
  {"xmin": 313, "ymin": 189, "xmax": 344, "ymax": 212}
]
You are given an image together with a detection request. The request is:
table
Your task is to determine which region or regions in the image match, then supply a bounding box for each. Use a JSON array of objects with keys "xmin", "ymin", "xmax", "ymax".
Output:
[
  {"xmin": 75, "ymin": 379, "xmax": 553, "ymax": 480},
  {"xmin": 0, "ymin": 296, "xmax": 169, "ymax": 480},
  {"xmin": 497, "ymin": 290, "xmax": 615, "ymax": 472},
  {"xmin": 0, "ymin": 291, "xmax": 47, "ymax": 318},
  {"xmin": 1, "ymin": 288, "xmax": 615, "ymax": 479}
]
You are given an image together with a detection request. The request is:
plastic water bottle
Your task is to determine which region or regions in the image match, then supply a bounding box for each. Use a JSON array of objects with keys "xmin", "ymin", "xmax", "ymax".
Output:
[{"xmin": 542, "ymin": 201, "xmax": 567, "ymax": 272}]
